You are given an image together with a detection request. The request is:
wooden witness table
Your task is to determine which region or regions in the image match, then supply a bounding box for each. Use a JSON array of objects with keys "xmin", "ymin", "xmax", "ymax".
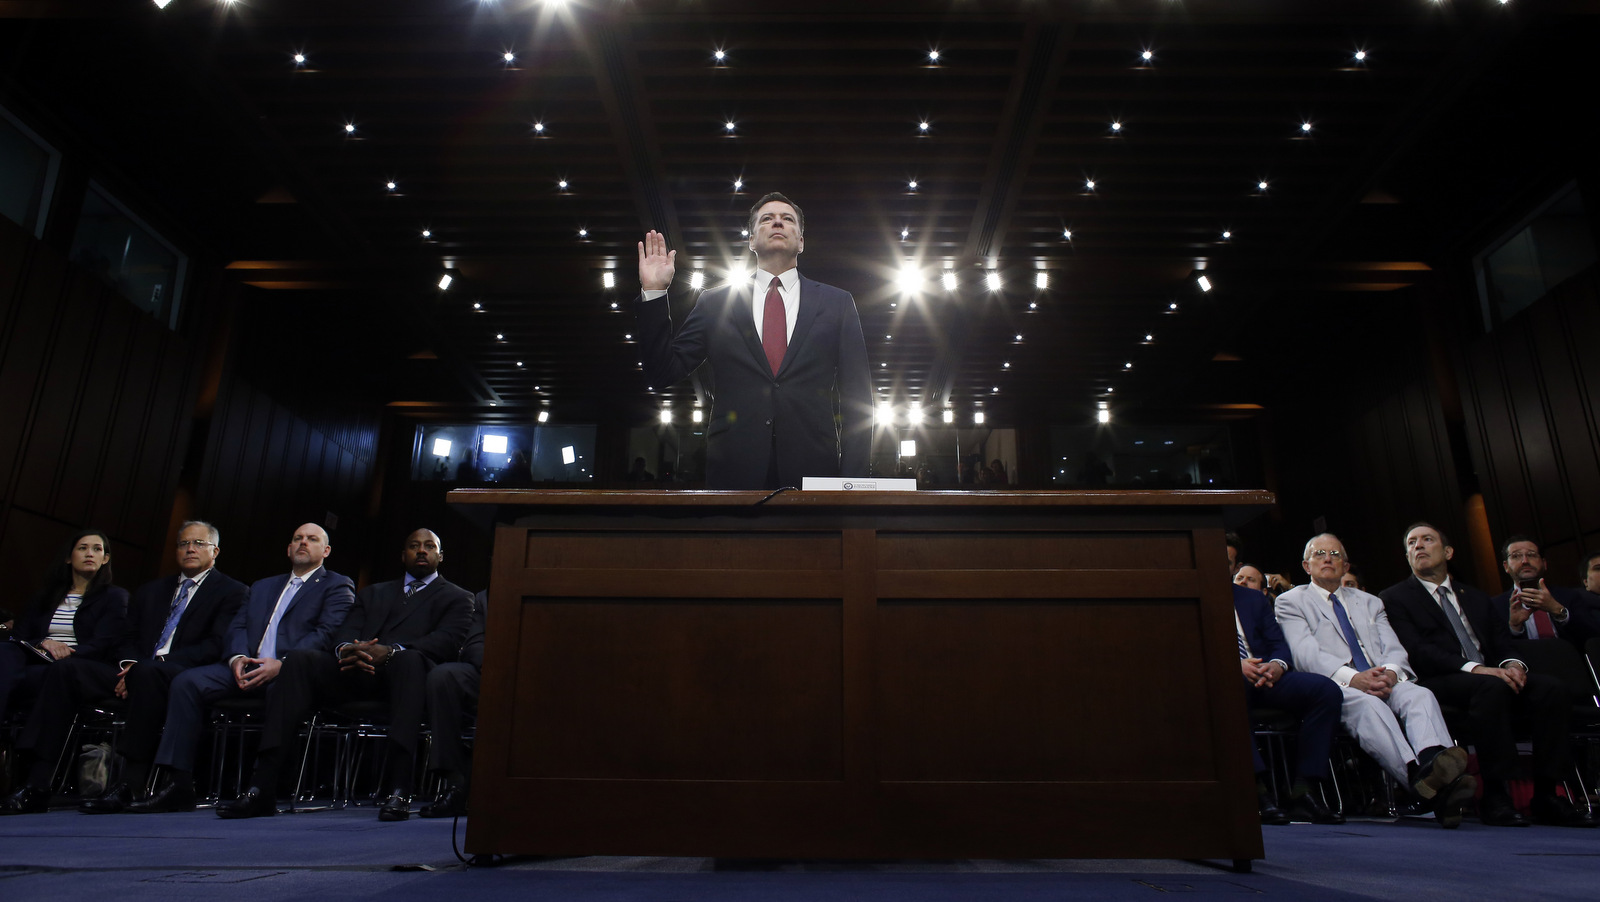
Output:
[{"xmin": 450, "ymin": 488, "xmax": 1273, "ymax": 868}]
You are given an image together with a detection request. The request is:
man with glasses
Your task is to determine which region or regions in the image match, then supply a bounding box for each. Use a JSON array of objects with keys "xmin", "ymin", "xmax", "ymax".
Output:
[
  {"xmin": 1380, "ymin": 523, "xmax": 1593, "ymax": 827},
  {"xmin": 1490, "ymin": 535, "xmax": 1599, "ymax": 653},
  {"xmin": 1276, "ymin": 533, "xmax": 1475, "ymax": 827},
  {"xmin": 4, "ymin": 521, "xmax": 248, "ymax": 815}
]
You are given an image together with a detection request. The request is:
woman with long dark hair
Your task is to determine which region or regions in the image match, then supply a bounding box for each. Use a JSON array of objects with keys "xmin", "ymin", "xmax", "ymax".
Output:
[{"xmin": 0, "ymin": 529, "xmax": 128, "ymax": 729}]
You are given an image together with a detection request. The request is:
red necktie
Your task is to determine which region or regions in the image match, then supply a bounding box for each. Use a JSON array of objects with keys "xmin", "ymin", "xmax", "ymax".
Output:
[
  {"xmin": 1530, "ymin": 608, "xmax": 1557, "ymax": 639},
  {"xmin": 762, "ymin": 276, "xmax": 787, "ymax": 376}
]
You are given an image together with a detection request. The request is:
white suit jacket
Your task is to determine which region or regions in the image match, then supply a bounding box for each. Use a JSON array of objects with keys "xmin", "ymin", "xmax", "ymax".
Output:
[{"xmin": 1274, "ymin": 584, "xmax": 1418, "ymax": 688}]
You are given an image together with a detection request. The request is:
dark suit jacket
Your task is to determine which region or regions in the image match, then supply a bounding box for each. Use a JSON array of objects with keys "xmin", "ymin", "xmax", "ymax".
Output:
[
  {"xmin": 636, "ymin": 274, "xmax": 873, "ymax": 489},
  {"xmin": 1380, "ymin": 575, "xmax": 1518, "ymax": 678},
  {"xmin": 335, "ymin": 575, "xmax": 473, "ymax": 664},
  {"xmin": 1490, "ymin": 584, "xmax": 1600, "ymax": 648},
  {"xmin": 16, "ymin": 584, "xmax": 129, "ymax": 663},
  {"xmin": 462, "ymin": 590, "xmax": 486, "ymax": 671},
  {"xmin": 225, "ymin": 567, "xmax": 355, "ymax": 660},
  {"xmin": 1233, "ymin": 584, "xmax": 1292, "ymax": 665},
  {"xmin": 120, "ymin": 569, "xmax": 249, "ymax": 667}
]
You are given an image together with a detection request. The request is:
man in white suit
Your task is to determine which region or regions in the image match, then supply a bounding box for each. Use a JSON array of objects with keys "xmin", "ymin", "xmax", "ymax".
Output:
[{"xmin": 1275, "ymin": 533, "xmax": 1475, "ymax": 827}]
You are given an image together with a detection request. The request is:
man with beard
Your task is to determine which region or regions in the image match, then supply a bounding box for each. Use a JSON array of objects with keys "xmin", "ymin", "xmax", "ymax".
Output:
[
  {"xmin": 1490, "ymin": 535, "xmax": 1600, "ymax": 651},
  {"xmin": 215, "ymin": 529, "xmax": 471, "ymax": 820}
]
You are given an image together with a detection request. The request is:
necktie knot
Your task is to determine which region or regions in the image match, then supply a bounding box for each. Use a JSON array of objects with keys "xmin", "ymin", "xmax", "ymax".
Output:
[
  {"xmin": 290, "ymin": 576, "xmax": 303, "ymax": 588},
  {"xmin": 180, "ymin": 578, "xmax": 195, "ymax": 592}
]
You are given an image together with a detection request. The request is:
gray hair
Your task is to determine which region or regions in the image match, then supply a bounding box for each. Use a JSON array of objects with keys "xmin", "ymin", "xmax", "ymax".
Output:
[
  {"xmin": 1302, "ymin": 532, "xmax": 1342, "ymax": 561},
  {"xmin": 180, "ymin": 520, "xmax": 220, "ymax": 547}
]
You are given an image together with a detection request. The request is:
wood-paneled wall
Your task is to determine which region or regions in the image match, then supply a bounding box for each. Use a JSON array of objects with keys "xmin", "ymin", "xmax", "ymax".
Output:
[{"xmin": 1458, "ymin": 265, "xmax": 1600, "ymax": 586}]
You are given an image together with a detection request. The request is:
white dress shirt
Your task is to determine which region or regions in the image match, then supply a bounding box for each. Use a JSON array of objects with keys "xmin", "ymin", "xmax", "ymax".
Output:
[{"xmin": 641, "ymin": 267, "xmax": 801, "ymax": 346}]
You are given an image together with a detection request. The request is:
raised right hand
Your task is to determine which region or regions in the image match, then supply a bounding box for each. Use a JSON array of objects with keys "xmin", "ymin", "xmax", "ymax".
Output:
[{"xmin": 638, "ymin": 230, "xmax": 676, "ymax": 291}]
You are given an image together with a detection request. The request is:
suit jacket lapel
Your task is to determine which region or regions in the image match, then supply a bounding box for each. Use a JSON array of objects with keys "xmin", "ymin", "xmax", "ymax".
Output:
[
  {"xmin": 1411, "ymin": 576, "xmax": 1455, "ymax": 633},
  {"xmin": 778, "ymin": 277, "xmax": 821, "ymax": 377},
  {"xmin": 731, "ymin": 283, "xmax": 769, "ymax": 372}
]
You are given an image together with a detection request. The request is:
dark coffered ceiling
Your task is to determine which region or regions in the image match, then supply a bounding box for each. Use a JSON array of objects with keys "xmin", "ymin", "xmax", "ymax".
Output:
[{"xmin": 2, "ymin": 0, "xmax": 1590, "ymax": 427}]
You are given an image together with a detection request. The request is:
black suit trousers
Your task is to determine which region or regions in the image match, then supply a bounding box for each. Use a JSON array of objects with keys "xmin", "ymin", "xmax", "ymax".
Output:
[
  {"xmin": 120, "ymin": 660, "xmax": 192, "ymax": 765},
  {"xmin": 425, "ymin": 662, "xmax": 480, "ymax": 781},
  {"xmin": 18, "ymin": 656, "xmax": 119, "ymax": 784},
  {"xmin": 259, "ymin": 648, "xmax": 434, "ymax": 783},
  {"xmin": 1418, "ymin": 670, "xmax": 1568, "ymax": 782}
]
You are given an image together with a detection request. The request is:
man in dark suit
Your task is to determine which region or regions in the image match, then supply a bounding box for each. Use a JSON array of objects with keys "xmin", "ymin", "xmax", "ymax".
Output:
[
  {"xmin": 216, "ymin": 529, "xmax": 472, "ymax": 820},
  {"xmin": 1490, "ymin": 535, "xmax": 1600, "ymax": 651},
  {"xmin": 131, "ymin": 522, "xmax": 354, "ymax": 813},
  {"xmin": 636, "ymin": 192, "xmax": 873, "ymax": 489},
  {"xmin": 65, "ymin": 521, "xmax": 248, "ymax": 813},
  {"xmin": 419, "ymin": 589, "xmax": 486, "ymax": 819},
  {"xmin": 1231, "ymin": 581, "xmax": 1344, "ymax": 825},
  {"xmin": 1380, "ymin": 522, "xmax": 1594, "ymax": 827}
]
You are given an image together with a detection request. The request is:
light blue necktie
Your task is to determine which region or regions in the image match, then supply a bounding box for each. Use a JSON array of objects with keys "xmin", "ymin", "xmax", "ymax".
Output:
[
  {"xmin": 1437, "ymin": 586, "xmax": 1482, "ymax": 661},
  {"xmin": 1329, "ymin": 591, "xmax": 1373, "ymax": 672},
  {"xmin": 257, "ymin": 576, "xmax": 303, "ymax": 660},
  {"xmin": 154, "ymin": 578, "xmax": 195, "ymax": 657}
]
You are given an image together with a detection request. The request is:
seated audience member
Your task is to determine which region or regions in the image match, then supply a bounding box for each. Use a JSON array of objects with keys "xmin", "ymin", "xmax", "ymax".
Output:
[
  {"xmin": 1275, "ymin": 533, "xmax": 1475, "ymax": 828},
  {"xmin": 13, "ymin": 522, "xmax": 247, "ymax": 815},
  {"xmin": 1491, "ymin": 535, "xmax": 1599, "ymax": 650},
  {"xmin": 1380, "ymin": 523, "xmax": 1593, "ymax": 828},
  {"xmin": 1234, "ymin": 565, "xmax": 1266, "ymax": 593},
  {"xmin": 1, "ymin": 530, "xmax": 128, "ymax": 814},
  {"xmin": 131, "ymin": 523, "xmax": 354, "ymax": 813},
  {"xmin": 1341, "ymin": 564, "xmax": 1366, "ymax": 592},
  {"xmin": 1228, "ymin": 567, "xmax": 1343, "ymax": 824},
  {"xmin": 1583, "ymin": 551, "xmax": 1600, "ymax": 596},
  {"xmin": 420, "ymin": 589, "xmax": 487, "ymax": 819},
  {"xmin": 215, "ymin": 529, "xmax": 471, "ymax": 821}
]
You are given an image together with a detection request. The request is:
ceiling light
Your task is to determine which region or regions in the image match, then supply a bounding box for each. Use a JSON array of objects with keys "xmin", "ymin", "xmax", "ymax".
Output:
[
  {"xmin": 558, "ymin": 179, "xmax": 569, "ymax": 189},
  {"xmin": 1300, "ymin": 122, "xmax": 1312, "ymax": 133},
  {"xmin": 900, "ymin": 227, "xmax": 910, "ymax": 240},
  {"xmin": 900, "ymin": 440, "xmax": 917, "ymax": 457},
  {"xmin": 432, "ymin": 438, "xmax": 452, "ymax": 457},
  {"xmin": 577, "ymin": 228, "xmax": 588, "ymax": 238},
  {"xmin": 1002, "ymin": 362, "xmax": 1011, "ymax": 369},
  {"xmin": 1222, "ymin": 230, "xmax": 1232, "ymax": 239},
  {"xmin": 908, "ymin": 180, "xmax": 918, "ymax": 190},
  {"xmin": 1169, "ymin": 301, "xmax": 1179, "ymax": 310},
  {"xmin": 1141, "ymin": 49, "xmax": 1153, "ymax": 62},
  {"xmin": 472, "ymin": 302, "xmax": 481, "ymax": 310},
  {"xmin": 733, "ymin": 177, "xmax": 743, "ymax": 191},
  {"xmin": 877, "ymin": 401, "xmax": 894, "ymax": 425},
  {"xmin": 624, "ymin": 333, "xmax": 632, "ymax": 340},
  {"xmin": 896, "ymin": 265, "xmax": 923, "ymax": 294},
  {"xmin": 1354, "ymin": 50, "xmax": 1367, "ymax": 62},
  {"xmin": 154, "ymin": 0, "xmax": 173, "ymax": 7},
  {"xmin": 1028, "ymin": 301, "xmax": 1037, "ymax": 309},
  {"xmin": 725, "ymin": 120, "xmax": 736, "ymax": 132},
  {"xmin": 928, "ymin": 50, "xmax": 940, "ymax": 62},
  {"xmin": 496, "ymin": 333, "xmax": 505, "ymax": 341},
  {"xmin": 919, "ymin": 121, "xmax": 930, "ymax": 132},
  {"xmin": 344, "ymin": 123, "xmax": 355, "ymax": 134},
  {"xmin": 1063, "ymin": 229, "xmax": 1072, "ymax": 239},
  {"xmin": 1085, "ymin": 179, "xmax": 1096, "ymax": 190},
  {"xmin": 1097, "ymin": 409, "xmax": 1111, "ymax": 424},
  {"xmin": 1035, "ymin": 271, "xmax": 1049, "ymax": 290},
  {"xmin": 659, "ymin": 408, "xmax": 673, "ymax": 425},
  {"xmin": 985, "ymin": 271, "xmax": 1002, "ymax": 292},
  {"xmin": 689, "ymin": 271, "xmax": 704, "ymax": 289},
  {"xmin": 504, "ymin": 51, "xmax": 516, "ymax": 63},
  {"xmin": 974, "ymin": 411, "xmax": 985, "ymax": 425},
  {"xmin": 438, "ymin": 274, "xmax": 453, "ymax": 290},
  {"xmin": 537, "ymin": 410, "xmax": 550, "ymax": 423},
  {"xmin": 1257, "ymin": 180, "xmax": 1269, "ymax": 191},
  {"xmin": 1144, "ymin": 333, "xmax": 1154, "ymax": 341},
  {"xmin": 602, "ymin": 271, "xmax": 616, "ymax": 289},
  {"xmin": 533, "ymin": 122, "xmax": 545, "ymax": 134},
  {"xmin": 714, "ymin": 49, "xmax": 727, "ymax": 62},
  {"xmin": 692, "ymin": 409, "xmax": 704, "ymax": 423},
  {"xmin": 1124, "ymin": 362, "xmax": 1133, "ymax": 370},
  {"xmin": 1015, "ymin": 333, "xmax": 1023, "ymax": 341},
  {"xmin": 293, "ymin": 52, "xmax": 306, "ymax": 65},
  {"xmin": 941, "ymin": 408, "xmax": 954, "ymax": 424},
  {"xmin": 908, "ymin": 402, "xmax": 923, "ymax": 425},
  {"xmin": 991, "ymin": 386, "xmax": 999, "ymax": 393},
  {"xmin": 516, "ymin": 361, "xmax": 523, "ymax": 367},
  {"xmin": 1196, "ymin": 275, "xmax": 1212, "ymax": 292},
  {"xmin": 386, "ymin": 181, "xmax": 397, "ymax": 191},
  {"xmin": 1110, "ymin": 121, "xmax": 1122, "ymax": 132},
  {"xmin": 421, "ymin": 229, "xmax": 431, "ymax": 238},
  {"xmin": 941, "ymin": 271, "xmax": 958, "ymax": 291},
  {"xmin": 740, "ymin": 228, "xmax": 749, "ymax": 237},
  {"xmin": 885, "ymin": 334, "xmax": 892, "ymax": 340},
  {"xmin": 610, "ymin": 302, "xmax": 618, "ymax": 309}
]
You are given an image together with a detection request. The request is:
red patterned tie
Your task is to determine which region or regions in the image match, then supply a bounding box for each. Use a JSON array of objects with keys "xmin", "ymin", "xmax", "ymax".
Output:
[
  {"xmin": 1530, "ymin": 608, "xmax": 1557, "ymax": 639},
  {"xmin": 762, "ymin": 276, "xmax": 787, "ymax": 376}
]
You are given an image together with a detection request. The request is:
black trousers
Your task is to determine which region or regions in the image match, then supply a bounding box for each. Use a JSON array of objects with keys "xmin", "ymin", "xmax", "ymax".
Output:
[
  {"xmin": 18, "ymin": 656, "xmax": 117, "ymax": 786},
  {"xmin": 425, "ymin": 662, "xmax": 480, "ymax": 783},
  {"xmin": 255, "ymin": 647, "xmax": 434, "ymax": 790},
  {"xmin": 1418, "ymin": 669, "xmax": 1568, "ymax": 783}
]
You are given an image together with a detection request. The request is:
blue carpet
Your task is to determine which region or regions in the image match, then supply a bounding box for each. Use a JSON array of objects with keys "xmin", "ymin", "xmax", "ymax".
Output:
[{"xmin": 1, "ymin": 809, "xmax": 1594, "ymax": 901}]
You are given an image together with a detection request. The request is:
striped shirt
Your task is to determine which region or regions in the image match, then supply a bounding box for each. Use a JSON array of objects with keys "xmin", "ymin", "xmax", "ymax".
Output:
[{"xmin": 46, "ymin": 594, "xmax": 82, "ymax": 647}]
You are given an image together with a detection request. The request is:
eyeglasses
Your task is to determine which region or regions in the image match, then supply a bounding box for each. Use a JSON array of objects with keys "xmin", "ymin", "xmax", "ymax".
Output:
[
  {"xmin": 1307, "ymin": 549, "xmax": 1344, "ymax": 561},
  {"xmin": 1506, "ymin": 551, "xmax": 1541, "ymax": 562},
  {"xmin": 176, "ymin": 540, "xmax": 215, "ymax": 550}
]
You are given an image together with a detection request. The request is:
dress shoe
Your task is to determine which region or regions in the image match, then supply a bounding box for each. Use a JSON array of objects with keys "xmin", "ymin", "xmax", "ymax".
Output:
[
  {"xmin": 215, "ymin": 786, "xmax": 276, "ymax": 819},
  {"xmin": 0, "ymin": 785, "xmax": 48, "ymax": 815},
  {"xmin": 1480, "ymin": 795, "xmax": 1530, "ymax": 827},
  {"xmin": 420, "ymin": 785, "xmax": 468, "ymax": 819},
  {"xmin": 1432, "ymin": 774, "xmax": 1477, "ymax": 829},
  {"xmin": 1530, "ymin": 794, "xmax": 1599, "ymax": 828},
  {"xmin": 127, "ymin": 780, "xmax": 197, "ymax": 814},
  {"xmin": 78, "ymin": 782, "xmax": 133, "ymax": 815},
  {"xmin": 1287, "ymin": 791, "xmax": 1345, "ymax": 825},
  {"xmin": 378, "ymin": 790, "xmax": 413, "ymax": 822},
  {"xmin": 1411, "ymin": 746, "xmax": 1469, "ymax": 801}
]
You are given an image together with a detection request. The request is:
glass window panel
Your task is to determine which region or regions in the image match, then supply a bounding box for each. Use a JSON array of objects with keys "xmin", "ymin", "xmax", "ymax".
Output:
[
  {"xmin": 0, "ymin": 109, "xmax": 57, "ymax": 238},
  {"xmin": 69, "ymin": 184, "xmax": 186, "ymax": 328},
  {"xmin": 1478, "ymin": 186, "xmax": 1596, "ymax": 330}
]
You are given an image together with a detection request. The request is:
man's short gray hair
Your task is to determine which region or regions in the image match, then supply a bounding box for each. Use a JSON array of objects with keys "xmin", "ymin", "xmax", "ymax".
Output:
[
  {"xmin": 180, "ymin": 520, "xmax": 220, "ymax": 547},
  {"xmin": 1302, "ymin": 532, "xmax": 1342, "ymax": 561}
]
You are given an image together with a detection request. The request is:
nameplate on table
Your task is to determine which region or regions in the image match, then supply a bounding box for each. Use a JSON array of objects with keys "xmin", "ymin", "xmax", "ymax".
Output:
[{"xmin": 801, "ymin": 477, "xmax": 917, "ymax": 491}]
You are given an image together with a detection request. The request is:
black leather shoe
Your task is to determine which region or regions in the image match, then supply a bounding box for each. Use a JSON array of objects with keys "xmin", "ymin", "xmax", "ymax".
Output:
[
  {"xmin": 127, "ymin": 780, "xmax": 197, "ymax": 814},
  {"xmin": 420, "ymin": 785, "xmax": 468, "ymax": 819},
  {"xmin": 215, "ymin": 786, "xmax": 276, "ymax": 819},
  {"xmin": 0, "ymin": 785, "xmax": 48, "ymax": 815},
  {"xmin": 1433, "ymin": 774, "xmax": 1476, "ymax": 829},
  {"xmin": 378, "ymin": 790, "xmax": 412, "ymax": 822},
  {"xmin": 1530, "ymin": 794, "xmax": 1599, "ymax": 828},
  {"xmin": 79, "ymin": 782, "xmax": 133, "ymax": 815},
  {"xmin": 1480, "ymin": 797, "xmax": 1530, "ymax": 827},
  {"xmin": 1287, "ymin": 792, "xmax": 1345, "ymax": 825},
  {"xmin": 1411, "ymin": 746, "xmax": 1469, "ymax": 801}
]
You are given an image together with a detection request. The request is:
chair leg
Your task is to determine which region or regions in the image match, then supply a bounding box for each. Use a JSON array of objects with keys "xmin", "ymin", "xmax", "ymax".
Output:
[{"xmin": 47, "ymin": 714, "xmax": 83, "ymax": 794}]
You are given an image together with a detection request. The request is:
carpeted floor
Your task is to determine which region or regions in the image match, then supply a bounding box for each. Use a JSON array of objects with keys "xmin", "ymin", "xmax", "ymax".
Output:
[{"xmin": 1, "ymin": 808, "xmax": 1594, "ymax": 901}]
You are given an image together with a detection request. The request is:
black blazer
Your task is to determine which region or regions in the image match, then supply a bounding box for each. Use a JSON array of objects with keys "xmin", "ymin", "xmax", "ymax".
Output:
[
  {"xmin": 636, "ymin": 275, "xmax": 873, "ymax": 489},
  {"xmin": 1379, "ymin": 575, "xmax": 1517, "ymax": 678},
  {"xmin": 120, "ymin": 569, "xmax": 249, "ymax": 667},
  {"xmin": 335, "ymin": 575, "xmax": 473, "ymax": 665},
  {"xmin": 1489, "ymin": 584, "xmax": 1600, "ymax": 648},
  {"xmin": 16, "ymin": 584, "xmax": 129, "ymax": 663},
  {"xmin": 461, "ymin": 590, "xmax": 487, "ymax": 671}
]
